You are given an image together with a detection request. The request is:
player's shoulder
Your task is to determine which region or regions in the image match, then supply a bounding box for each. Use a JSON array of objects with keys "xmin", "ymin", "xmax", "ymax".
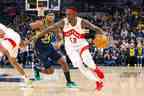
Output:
[
  {"xmin": 62, "ymin": 18, "xmax": 68, "ymax": 23},
  {"xmin": 0, "ymin": 23, "xmax": 16, "ymax": 33},
  {"xmin": 7, "ymin": 28, "xmax": 19, "ymax": 36},
  {"xmin": 54, "ymin": 19, "xmax": 65, "ymax": 28},
  {"xmin": 63, "ymin": 17, "xmax": 66, "ymax": 20},
  {"xmin": 77, "ymin": 16, "xmax": 82, "ymax": 19},
  {"xmin": 0, "ymin": 23, "xmax": 8, "ymax": 32},
  {"xmin": 80, "ymin": 18, "xmax": 88, "ymax": 26}
]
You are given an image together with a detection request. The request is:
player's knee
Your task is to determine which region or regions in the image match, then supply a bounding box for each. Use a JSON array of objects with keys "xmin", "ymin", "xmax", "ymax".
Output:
[
  {"xmin": 9, "ymin": 58, "xmax": 17, "ymax": 66},
  {"xmin": 57, "ymin": 57, "xmax": 66, "ymax": 65}
]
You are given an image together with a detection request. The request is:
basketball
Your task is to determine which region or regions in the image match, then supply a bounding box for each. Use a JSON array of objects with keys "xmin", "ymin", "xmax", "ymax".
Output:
[{"xmin": 93, "ymin": 34, "xmax": 109, "ymax": 48}]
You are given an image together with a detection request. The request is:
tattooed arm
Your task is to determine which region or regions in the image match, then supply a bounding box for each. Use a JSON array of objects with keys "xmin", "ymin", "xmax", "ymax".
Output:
[
  {"xmin": 43, "ymin": 19, "xmax": 64, "ymax": 34},
  {"xmin": 31, "ymin": 19, "xmax": 64, "ymax": 39},
  {"xmin": 82, "ymin": 19, "xmax": 105, "ymax": 35},
  {"xmin": 30, "ymin": 19, "xmax": 64, "ymax": 43}
]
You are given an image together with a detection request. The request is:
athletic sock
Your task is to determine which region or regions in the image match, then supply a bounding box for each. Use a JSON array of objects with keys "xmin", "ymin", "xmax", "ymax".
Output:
[
  {"xmin": 34, "ymin": 66, "xmax": 41, "ymax": 78},
  {"xmin": 64, "ymin": 71, "xmax": 71, "ymax": 83}
]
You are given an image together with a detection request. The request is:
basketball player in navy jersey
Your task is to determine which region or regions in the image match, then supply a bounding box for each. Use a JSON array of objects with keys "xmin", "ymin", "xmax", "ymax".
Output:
[{"xmin": 30, "ymin": 13, "xmax": 78, "ymax": 88}]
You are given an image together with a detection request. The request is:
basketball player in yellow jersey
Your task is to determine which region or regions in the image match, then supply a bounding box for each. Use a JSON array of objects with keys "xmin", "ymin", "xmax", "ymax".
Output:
[{"xmin": 31, "ymin": 7, "xmax": 105, "ymax": 90}]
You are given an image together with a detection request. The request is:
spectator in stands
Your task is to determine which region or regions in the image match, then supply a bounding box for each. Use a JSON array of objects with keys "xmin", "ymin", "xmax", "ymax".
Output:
[
  {"xmin": 136, "ymin": 40, "xmax": 143, "ymax": 65},
  {"xmin": 128, "ymin": 43, "xmax": 137, "ymax": 66},
  {"xmin": 111, "ymin": 49, "xmax": 121, "ymax": 66},
  {"xmin": 120, "ymin": 44, "xmax": 128, "ymax": 66},
  {"xmin": 137, "ymin": 28, "xmax": 144, "ymax": 39},
  {"xmin": 121, "ymin": 27, "xmax": 128, "ymax": 39}
]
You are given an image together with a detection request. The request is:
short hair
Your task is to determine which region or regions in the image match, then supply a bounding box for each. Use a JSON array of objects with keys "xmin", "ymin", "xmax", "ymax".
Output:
[
  {"xmin": 47, "ymin": 13, "xmax": 55, "ymax": 16},
  {"xmin": 66, "ymin": 7, "xmax": 78, "ymax": 12}
]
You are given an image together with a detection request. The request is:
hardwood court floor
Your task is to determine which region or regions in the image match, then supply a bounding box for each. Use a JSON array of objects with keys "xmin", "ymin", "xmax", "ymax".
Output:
[{"xmin": 0, "ymin": 67, "xmax": 144, "ymax": 96}]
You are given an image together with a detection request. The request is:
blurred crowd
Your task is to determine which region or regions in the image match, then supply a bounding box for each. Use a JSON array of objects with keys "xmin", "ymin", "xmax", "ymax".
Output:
[{"xmin": 88, "ymin": 6, "xmax": 144, "ymax": 66}]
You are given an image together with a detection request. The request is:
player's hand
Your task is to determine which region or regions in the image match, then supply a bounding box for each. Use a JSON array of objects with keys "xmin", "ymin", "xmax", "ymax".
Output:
[
  {"xmin": 0, "ymin": 31, "xmax": 5, "ymax": 38},
  {"xmin": 19, "ymin": 39, "xmax": 30, "ymax": 48},
  {"xmin": 55, "ymin": 42, "xmax": 62, "ymax": 49},
  {"xmin": 30, "ymin": 20, "xmax": 43, "ymax": 30}
]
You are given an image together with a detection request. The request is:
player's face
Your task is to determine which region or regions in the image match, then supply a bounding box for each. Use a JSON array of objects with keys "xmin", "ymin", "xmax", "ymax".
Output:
[
  {"xmin": 66, "ymin": 9, "xmax": 77, "ymax": 20},
  {"xmin": 46, "ymin": 16, "xmax": 54, "ymax": 22},
  {"xmin": 67, "ymin": 13, "xmax": 76, "ymax": 19}
]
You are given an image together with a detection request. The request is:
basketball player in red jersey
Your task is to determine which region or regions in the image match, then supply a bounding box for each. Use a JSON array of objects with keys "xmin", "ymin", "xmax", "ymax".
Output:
[
  {"xmin": 0, "ymin": 23, "xmax": 32, "ymax": 87},
  {"xmin": 31, "ymin": 7, "xmax": 105, "ymax": 90}
]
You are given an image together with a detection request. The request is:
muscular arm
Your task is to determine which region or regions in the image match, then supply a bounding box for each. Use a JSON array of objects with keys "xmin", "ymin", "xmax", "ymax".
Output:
[
  {"xmin": 29, "ymin": 19, "xmax": 64, "ymax": 45},
  {"xmin": 43, "ymin": 19, "xmax": 64, "ymax": 33},
  {"xmin": 30, "ymin": 19, "xmax": 64, "ymax": 41},
  {"xmin": 54, "ymin": 28, "xmax": 64, "ymax": 49},
  {"xmin": 30, "ymin": 19, "xmax": 64, "ymax": 32},
  {"xmin": 82, "ymin": 19, "xmax": 105, "ymax": 35}
]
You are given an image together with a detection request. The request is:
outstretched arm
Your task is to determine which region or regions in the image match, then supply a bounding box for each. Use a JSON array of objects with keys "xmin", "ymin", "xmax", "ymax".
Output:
[
  {"xmin": 30, "ymin": 19, "xmax": 64, "ymax": 40},
  {"xmin": 43, "ymin": 19, "xmax": 64, "ymax": 34},
  {"xmin": 29, "ymin": 19, "xmax": 64, "ymax": 44},
  {"xmin": 82, "ymin": 19, "xmax": 105, "ymax": 35}
]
